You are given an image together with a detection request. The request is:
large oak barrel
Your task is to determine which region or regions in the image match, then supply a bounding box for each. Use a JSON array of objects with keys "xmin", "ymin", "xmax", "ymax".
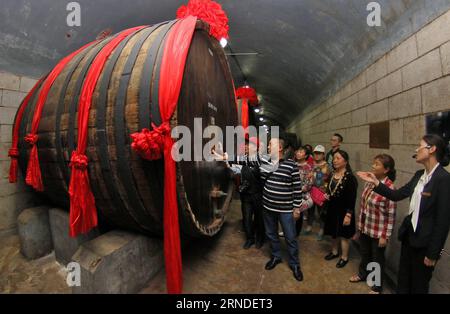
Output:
[{"xmin": 16, "ymin": 20, "xmax": 237, "ymax": 237}]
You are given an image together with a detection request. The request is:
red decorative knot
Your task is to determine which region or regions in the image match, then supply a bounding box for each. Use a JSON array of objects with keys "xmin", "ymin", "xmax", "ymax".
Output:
[
  {"xmin": 130, "ymin": 122, "xmax": 171, "ymax": 161},
  {"xmin": 176, "ymin": 0, "xmax": 229, "ymax": 41},
  {"xmin": 24, "ymin": 133, "xmax": 38, "ymax": 145},
  {"xmin": 69, "ymin": 152, "xmax": 89, "ymax": 170},
  {"xmin": 235, "ymin": 86, "xmax": 259, "ymax": 106},
  {"xmin": 8, "ymin": 148, "xmax": 19, "ymax": 158}
]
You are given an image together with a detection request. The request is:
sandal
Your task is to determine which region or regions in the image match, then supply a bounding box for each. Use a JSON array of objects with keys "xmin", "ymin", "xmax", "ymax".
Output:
[{"xmin": 349, "ymin": 274, "xmax": 363, "ymax": 283}]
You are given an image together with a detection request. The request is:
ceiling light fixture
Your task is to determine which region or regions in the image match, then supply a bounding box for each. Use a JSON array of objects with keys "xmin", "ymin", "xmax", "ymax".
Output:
[{"xmin": 220, "ymin": 38, "xmax": 228, "ymax": 48}]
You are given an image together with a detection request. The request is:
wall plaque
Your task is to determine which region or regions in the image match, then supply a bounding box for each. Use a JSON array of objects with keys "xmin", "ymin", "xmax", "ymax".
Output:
[{"xmin": 369, "ymin": 121, "xmax": 389, "ymax": 149}]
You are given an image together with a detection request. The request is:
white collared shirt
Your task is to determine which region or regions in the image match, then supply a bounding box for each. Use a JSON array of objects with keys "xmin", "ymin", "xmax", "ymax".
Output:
[{"xmin": 409, "ymin": 163, "xmax": 440, "ymax": 231}]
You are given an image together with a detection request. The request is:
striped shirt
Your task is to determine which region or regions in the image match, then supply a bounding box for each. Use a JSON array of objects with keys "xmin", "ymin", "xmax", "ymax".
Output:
[
  {"xmin": 229, "ymin": 154, "xmax": 303, "ymax": 212},
  {"xmin": 261, "ymin": 157, "xmax": 302, "ymax": 212}
]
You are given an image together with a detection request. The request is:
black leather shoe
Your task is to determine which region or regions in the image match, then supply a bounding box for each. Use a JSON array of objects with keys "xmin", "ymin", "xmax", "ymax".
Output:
[
  {"xmin": 243, "ymin": 239, "xmax": 255, "ymax": 249},
  {"xmin": 291, "ymin": 265, "xmax": 304, "ymax": 281},
  {"xmin": 324, "ymin": 252, "xmax": 339, "ymax": 261},
  {"xmin": 265, "ymin": 257, "xmax": 282, "ymax": 270},
  {"xmin": 255, "ymin": 241, "xmax": 264, "ymax": 249},
  {"xmin": 336, "ymin": 258, "xmax": 349, "ymax": 268}
]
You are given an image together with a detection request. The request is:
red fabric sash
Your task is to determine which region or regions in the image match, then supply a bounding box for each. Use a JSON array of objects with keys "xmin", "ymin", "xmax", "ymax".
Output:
[
  {"xmin": 25, "ymin": 41, "xmax": 96, "ymax": 191},
  {"xmin": 130, "ymin": 16, "xmax": 197, "ymax": 294},
  {"xmin": 241, "ymin": 98, "xmax": 249, "ymax": 129},
  {"xmin": 159, "ymin": 16, "xmax": 197, "ymax": 295},
  {"xmin": 68, "ymin": 26, "xmax": 146, "ymax": 238},
  {"xmin": 8, "ymin": 76, "xmax": 46, "ymax": 183}
]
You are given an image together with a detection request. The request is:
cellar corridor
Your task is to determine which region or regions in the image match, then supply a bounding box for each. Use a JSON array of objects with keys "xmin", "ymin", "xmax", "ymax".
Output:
[{"xmin": 1, "ymin": 0, "xmax": 450, "ymax": 296}]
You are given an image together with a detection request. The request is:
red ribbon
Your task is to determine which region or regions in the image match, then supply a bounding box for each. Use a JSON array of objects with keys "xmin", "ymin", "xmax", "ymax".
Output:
[
  {"xmin": 158, "ymin": 16, "xmax": 197, "ymax": 294},
  {"xmin": 159, "ymin": 16, "xmax": 197, "ymax": 294},
  {"xmin": 68, "ymin": 26, "xmax": 146, "ymax": 238},
  {"xmin": 25, "ymin": 41, "xmax": 96, "ymax": 192},
  {"xmin": 240, "ymin": 98, "xmax": 249, "ymax": 129},
  {"xmin": 130, "ymin": 16, "xmax": 197, "ymax": 294},
  {"xmin": 8, "ymin": 76, "xmax": 46, "ymax": 183}
]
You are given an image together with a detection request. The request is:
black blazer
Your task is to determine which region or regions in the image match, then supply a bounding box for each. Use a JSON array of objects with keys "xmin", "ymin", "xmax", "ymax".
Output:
[{"xmin": 373, "ymin": 165, "xmax": 450, "ymax": 260}]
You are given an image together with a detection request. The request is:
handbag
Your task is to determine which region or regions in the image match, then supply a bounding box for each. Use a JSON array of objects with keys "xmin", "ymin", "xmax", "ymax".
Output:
[{"xmin": 310, "ymin": 186, "xmax": 327, "ymax": 206}]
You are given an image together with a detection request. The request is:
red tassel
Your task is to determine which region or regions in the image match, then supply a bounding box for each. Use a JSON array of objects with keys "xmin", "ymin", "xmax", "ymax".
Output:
[
  {"xmin": 130, "ymin": 121, "xmax": 184, "ymax": 292},
  {"xmin": 24, "ymin": 41, "xmax": 97, "ymax": 192},
  {"xmin": 68, "ymin": 152, "xmax": 97, "ymax": 237},
  {"xmin": 24, "ymin": 134, "xmax": 43, "ymax": 191},
  {"xmin": 8, "ymin": 148, "xmax": 20, "ymax": 183},
  {"xmin": 8, "ymin": 76, "xmax": 46, "ymax": 184},
  {"xmin": 67, "ymin": 26, "xmax": 145, "ymax": 238}
]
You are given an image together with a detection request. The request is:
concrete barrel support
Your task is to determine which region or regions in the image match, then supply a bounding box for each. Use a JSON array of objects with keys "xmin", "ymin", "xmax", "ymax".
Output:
[
  {"xmin": 17, "ymin": 206, "xmax": 53, "ymax": 259},
  {"xmin": 71, "ymin": 230, "xmax": 163, "ymax": 294},
  {"xmin": 48, "ymin": 208, "xmax": 99, "ymax": 265}
]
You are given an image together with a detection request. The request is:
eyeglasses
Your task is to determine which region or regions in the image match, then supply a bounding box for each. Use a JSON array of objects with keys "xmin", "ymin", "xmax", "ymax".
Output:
[{"xmin": 416, "ymin": 145, "xmax": 431, "ymax": 152}]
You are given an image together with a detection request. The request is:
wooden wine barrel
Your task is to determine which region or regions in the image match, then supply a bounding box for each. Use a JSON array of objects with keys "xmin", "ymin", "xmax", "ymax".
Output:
[{"xmin": 16, "ymin": 20, "xmax": 237, "ymax": 237}]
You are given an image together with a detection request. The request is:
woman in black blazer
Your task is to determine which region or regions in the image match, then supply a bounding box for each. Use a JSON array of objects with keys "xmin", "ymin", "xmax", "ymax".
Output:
[{"xmin": 357, "ymin": 134, "xmax": 450, "ymax": 294}]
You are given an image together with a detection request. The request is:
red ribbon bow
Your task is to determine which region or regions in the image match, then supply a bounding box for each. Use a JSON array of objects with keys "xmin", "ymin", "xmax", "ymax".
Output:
[
  {"xmin": 130, "ymin": 122, "xmax": 171, "ymax": 160},
  {"xmin": 69, "ymin": 152, "xmax": 89, "ymax": 170},
  {"xmin": 24, "ymin": 133, "xmax": 39, "ymax": 145},
  {"xmin": 176, "ymin": 0, "xmax": 229, "ymax": 41},
  {"xmin": 8, "ymin": 148, "xmax": 19, "ymax": 158}
]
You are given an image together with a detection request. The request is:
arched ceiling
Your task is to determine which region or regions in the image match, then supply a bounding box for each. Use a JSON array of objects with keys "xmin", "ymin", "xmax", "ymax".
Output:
[{"xmin": 1, "ymin": 0, "xmax": 450, "ymax": 128}]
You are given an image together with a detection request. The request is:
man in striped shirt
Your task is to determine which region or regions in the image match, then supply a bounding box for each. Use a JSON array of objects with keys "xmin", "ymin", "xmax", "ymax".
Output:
[
  {"xmin": 214, "ymin": 137, "xmax": 306, "ymax": 281},
  {"xmin": 260, "ymin": 138, "xmax": 304, "ymax": 281}
]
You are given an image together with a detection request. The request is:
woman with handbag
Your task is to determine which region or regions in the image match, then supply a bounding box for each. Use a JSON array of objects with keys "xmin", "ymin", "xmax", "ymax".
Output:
[
  {"xmin": 357, "ymin": 134, "xmax": 450, "ymax": 294},
  {"xmin": 293, "ymin": 146, "xmax": 314, "ymax": 236},
  {"xmin": 350, "ymin": 154, "xmax": 397, "ymax": 294},
  {"xmin": 305, "ymin": 145, "xmax": 332, "ymax": 240},
  {"xmin": 323, "ymin": 150, "xmax": 358, "ymax": 268}
]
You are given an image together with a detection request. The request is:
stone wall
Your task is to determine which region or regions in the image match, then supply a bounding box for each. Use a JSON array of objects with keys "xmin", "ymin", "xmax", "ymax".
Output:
[
  {"xmin": 288, "ymin": 10, "xmax": 450, "ymax": 293},
  {"xmin": 0, "ymin": 71, "xmax": 41, "ymax": 238}
]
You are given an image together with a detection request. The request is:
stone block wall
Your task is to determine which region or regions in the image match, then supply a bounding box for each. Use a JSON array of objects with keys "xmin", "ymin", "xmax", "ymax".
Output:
[{"xmin": 0, "ymin": 71, "xmax": 41, "ymax": 238}]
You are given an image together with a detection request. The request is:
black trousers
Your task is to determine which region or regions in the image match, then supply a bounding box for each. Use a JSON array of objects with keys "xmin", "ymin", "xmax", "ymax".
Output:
[
  {"xmin": 358, "ymin": 233, "xmax": 386, "ymax": 292},
  {"xmin": 397, "ymin": 239, "xmax": 435, "ymax": 294},
  {"xmin": 241, "ymin": 193, "xmax": 265, "ymax": 244},
  {"xmin": 306, "ymin": 204, "xmax": 325, "ymax": 228}
]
